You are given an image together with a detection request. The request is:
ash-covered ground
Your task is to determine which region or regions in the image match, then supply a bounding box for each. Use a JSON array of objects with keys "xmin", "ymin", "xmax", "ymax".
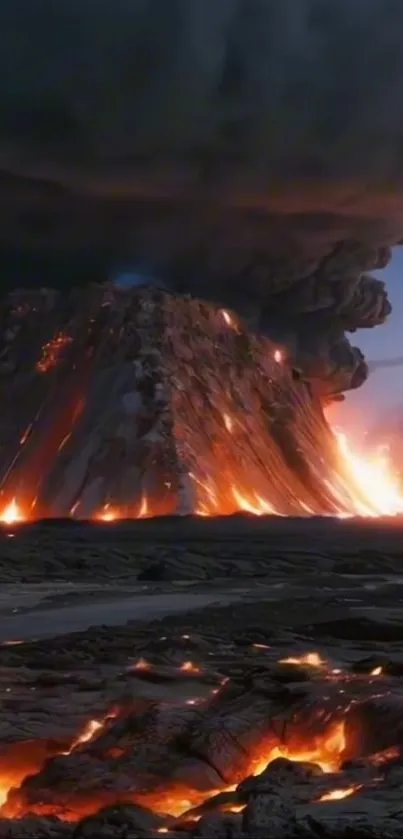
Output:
[{"xmin": 1, "ymin": 518, "xmax": 403, "ymax": 837}]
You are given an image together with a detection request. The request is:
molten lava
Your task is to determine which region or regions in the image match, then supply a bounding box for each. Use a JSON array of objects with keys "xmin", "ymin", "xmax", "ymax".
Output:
[
  {"xmin": 0, "ymin": 711, "xmax": 349, "ymax": 822},
  {"xmin": 1, "ymin": 421, "xmax": 402, "ymax": 524},
  {"xmin": 0, "ymin": 649, "xmax": 399, "ymax": 826},
  {"xmin": 0, "ymin": 498, "xmax": 25, "ymax": 525}
]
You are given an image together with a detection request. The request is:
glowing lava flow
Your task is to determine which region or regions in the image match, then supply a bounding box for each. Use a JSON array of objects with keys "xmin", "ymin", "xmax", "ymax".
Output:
[
  {"xmin": 0, "ymin": 498, "xmax": 24, "ymax": 525},
  {"xmin": 332, "ymin": 429, "xmax": 403, "ymax": 517},
  {"xmin": 0, "ymin": 709, "xmax": 349, "ymax": 821},
  {"xmin": 1, "ymin": 424, "xmax": 403, "ymax": 523}
]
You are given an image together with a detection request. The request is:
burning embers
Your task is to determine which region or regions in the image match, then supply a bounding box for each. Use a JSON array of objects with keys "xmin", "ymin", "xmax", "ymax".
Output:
[
  {"xmin": 0, "ymin": 286, "xmax": 402, "ymax": 524},
  {"xmin": 0, "ymin": 651, "xmax": 402, "ymax": 836}
]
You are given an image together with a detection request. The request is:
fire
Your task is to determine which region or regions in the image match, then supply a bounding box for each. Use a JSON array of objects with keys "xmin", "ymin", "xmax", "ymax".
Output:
[
  {"xmin": 220, "ymin": 309, "xmax": 237, "ymax": 329},
  {"xmin": 180, "ymin": 660, "xmax": 201, "ymax": 674},
  {"xmin": 331, "ymin": 428, "xmax": 403, "ymax": 517},
  {"xmin": 316, "ymin": 784, "xmax": 362, "ymax": 802},
  {"xmin": 274, "ymin": 349, "xmax": 283, "ymax": 363},
  {"xmin": 279, "ymin": 652, "xmax": 326, "ymax": 668},
  {"xmin": 65, "ymin": 718, "xmax": 105, "ymax": 754},
  {"xmin": 96, "ymin": 504, "xmax": 119, "ymax": 522},
  {"xmin": 36, "ymin": 332, "xmax": 73, "ymax": 373},
  {"xmin": 0, "ymin": 498, "xmax": 25, "ymax": 525},
  {"xmin": 0, "ymin": 711, "xmax": 350, "ymax": 821},
  {"xmin": 249, "ymin": 720, "xmax": 347, "ymax": 778}
]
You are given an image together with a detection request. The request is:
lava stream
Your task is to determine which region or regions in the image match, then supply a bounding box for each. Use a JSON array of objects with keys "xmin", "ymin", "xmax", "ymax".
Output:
[{"xmin": 0, "ymin": 714, "xmax": 349, "ymax": 821}]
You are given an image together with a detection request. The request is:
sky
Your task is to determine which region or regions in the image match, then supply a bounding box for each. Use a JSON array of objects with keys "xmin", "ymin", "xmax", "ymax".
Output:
[{"xmin": 339, "ymin": 248, "xmax": 403, "ymax": 428}]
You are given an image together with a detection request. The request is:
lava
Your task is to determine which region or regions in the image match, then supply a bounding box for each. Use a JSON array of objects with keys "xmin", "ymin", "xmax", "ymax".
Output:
[
  {"xmin": 36, "ymin": 332, "xmax": 73, "ymax": 374},
  {"xmin": 316, "ymin": 784, "xmax": 363, "ymax": 802},
  {"xmin": 0, "ymin": 647, "xmax": 399, "ymax": 827},
  {"xmin": 0, "ymin": 498, "xmax": 25, "ymax": 525},
  {"xmin": 0, "ymin": 712, "xmax": 350, "ymax": 822},
  {"xmin": 279, "ymin": 652, "xmax": 326, "ymax": 668},
  {"xmin": 333, "ymin": 430, "xmax": 403, "ymax": 517}
]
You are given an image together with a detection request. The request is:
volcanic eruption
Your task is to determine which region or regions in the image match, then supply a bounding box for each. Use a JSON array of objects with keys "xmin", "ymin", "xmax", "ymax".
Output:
[
  {"xmin": 2, "ymin": 3, "xmax": 403, "ymax": 835},
  {"xmin": 0, "ymin": 0, "xmax": 402, "ymax": 520}
]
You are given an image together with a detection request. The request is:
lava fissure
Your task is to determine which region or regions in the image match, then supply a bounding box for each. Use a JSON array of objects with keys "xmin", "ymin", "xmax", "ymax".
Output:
[{"xmin": 1, "ymin": 651, "xmax": 403, "ymax": 837}]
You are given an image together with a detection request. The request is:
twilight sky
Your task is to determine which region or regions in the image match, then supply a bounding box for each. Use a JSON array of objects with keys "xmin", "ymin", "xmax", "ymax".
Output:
[{"xmin": 339, "ymin": 247, "xmax": 403, "ymax": 427}]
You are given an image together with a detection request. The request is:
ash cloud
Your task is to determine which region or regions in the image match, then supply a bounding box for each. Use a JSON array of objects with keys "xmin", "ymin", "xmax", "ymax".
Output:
[{"xmin": 1, "ymin": 0, "xmax": 403, "ymax": 395}]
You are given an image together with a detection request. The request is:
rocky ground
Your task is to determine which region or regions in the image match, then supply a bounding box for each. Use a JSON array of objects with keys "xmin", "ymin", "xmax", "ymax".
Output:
[{"xmin": 1, "ymin": 516, "xmax": 403, "ymax": 837}]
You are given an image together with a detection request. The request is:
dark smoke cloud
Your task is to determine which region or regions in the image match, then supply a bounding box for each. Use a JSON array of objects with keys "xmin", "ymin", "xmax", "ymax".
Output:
[{"xmin": 1, "ymin": 0, "xmax": 403, "ymax": 395}]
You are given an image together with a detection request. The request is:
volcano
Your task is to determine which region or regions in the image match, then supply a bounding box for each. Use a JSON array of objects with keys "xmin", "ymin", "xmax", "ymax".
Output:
[{"xmin": 0, "ymin": 283, "xmax": 400, "ymax": 523}]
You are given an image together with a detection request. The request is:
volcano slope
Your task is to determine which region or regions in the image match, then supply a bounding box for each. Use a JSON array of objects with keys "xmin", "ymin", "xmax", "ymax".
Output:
[{"xmin": 0, "ymin": 284, "xmax": 385, "ymax": 521}]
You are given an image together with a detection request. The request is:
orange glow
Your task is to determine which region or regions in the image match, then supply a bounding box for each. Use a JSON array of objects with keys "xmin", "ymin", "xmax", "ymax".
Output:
[
  {"xmin": 138, "ymin": 494, "xmax": 148, "ymax": 518},
  {"xmin": 0, "ymin": 712, "xmax": 351, "ymax": 822},
  {"xmin": 0, "ymin": 498, "xmax": 25, "ymax": 525},
  {"xmin": 329, "ymin": 426, "xmax": 403, "ymax": 517},
  {"xmin": 221, "ymin": 309, "xmax": 237, "ymax": 329},
  {"xmin": 316, "ymin": 784, "xmax": 362, "ymax": 803},
  {"xmin": 249, "ymin": 720, "xmax": 347, "ymax": 778},
  {"xmin": 180, "ymin": 660, "xmax": 201, "ymax": 674},
  {"xmin": 65, "ymin": 718, "xmax": 106, "ymax": 755},
  {"xmin": 36, "ymin": 332, "xmax": 73, "ymax": 373},
  {"xmin": 0, "ymin": 400, "xmax": 402, "ymax": 523},
  {"xmin": 132, "ymin": 657, "xmax": 152, "ymax": 671},
  {"xmin": 274, "ymin": 349, "xmax": 283, "ymax": 363},
  {"xmin": 370, "ymin": 666, "xmax": 383, "ymax": 676},
  {"xmin": 95, "ymin": 504, "xmax": 120, "ymax": 522},
  {"xmin": 279, "ymin": 652, "xmax": 326, "ymax": 668}
]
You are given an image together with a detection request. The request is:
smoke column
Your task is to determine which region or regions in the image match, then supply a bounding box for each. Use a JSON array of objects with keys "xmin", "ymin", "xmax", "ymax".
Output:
[{"xmin": 1, "ymin": 0, "xmax": 403, "ymax": 396}]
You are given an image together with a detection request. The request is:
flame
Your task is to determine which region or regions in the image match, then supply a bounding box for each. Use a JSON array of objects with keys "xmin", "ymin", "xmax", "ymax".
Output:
[
  {"xmin": 0, "ymin": 711, "xmax": 350, "ymax": 821},
  {"xmin": 96, "ymin": 504, "xmax": 119, "ymax": 522},
  {"xmin": 250, "ymin": 720, "xmax": 347, "ymax": 778},
  {"xmin": 36, "ymin": 332, "xmax": 73, "ymax": 373},
  {"xmin": 138, "ymin": 494, "xmax": 148, "ymax": 518},
  {"xmin": 274, "ymin": 349, "xmax": 283, "ymax": 363},
  {"xmin": 332, "ymin": 429, "xmax": 403, "ymax": 517},
  {"xmin": 180, "ymin": 660, "xmax": 201, "ymax": 674},
  {"xmin": 65, "ymin": 718, "xmax": 105, "ymax": 754},
  {"xmin": 0, "ymin": 498, "xmax": 25, "ymax": 525},
  {"xmin": 279, "ymin": 652, "xmax": 326, "ymax": 668},
  {"xmin": 316, "ymin": 784, "xmax": 362, "ymax": 802},
  {"xmin": 221, "ymin": 309, "xmax": 237, "ymax": 329}
]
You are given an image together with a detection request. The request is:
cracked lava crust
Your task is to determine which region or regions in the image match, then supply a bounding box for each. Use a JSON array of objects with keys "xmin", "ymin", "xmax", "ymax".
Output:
[{"xmin": 1, "ymin": 645, "xmax": 403, "ymax": 838}]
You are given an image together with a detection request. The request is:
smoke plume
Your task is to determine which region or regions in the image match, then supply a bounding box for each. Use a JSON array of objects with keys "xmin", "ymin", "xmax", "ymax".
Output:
[{"xmin": 1, "ymin": 0, "xmax": 403, "ymax": 396}]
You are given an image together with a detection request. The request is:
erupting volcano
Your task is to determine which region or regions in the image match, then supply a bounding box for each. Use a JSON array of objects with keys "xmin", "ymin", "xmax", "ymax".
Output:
[
  {"xmin": 0, "ymin": 285, "xmax": 401, "ymax": 524},
  {"xmin": 3, "ymin": 2, "xmax": 403, "ymax": 837}
]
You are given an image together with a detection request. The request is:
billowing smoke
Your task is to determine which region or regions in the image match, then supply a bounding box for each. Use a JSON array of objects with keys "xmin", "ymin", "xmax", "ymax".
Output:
[{"xmin": 1, "ymin": 0, "xmax": 403, "ymax": 396}]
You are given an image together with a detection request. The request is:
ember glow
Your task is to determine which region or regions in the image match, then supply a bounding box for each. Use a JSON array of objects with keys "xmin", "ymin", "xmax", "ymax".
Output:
[
  {"xmin": 0, "ymin": 498, "xmax": 25, "ymax": 525},
  {"xmin": 333, "ymin": 430, "xmax": 403, "ymax": 517},
  {"xmin": 36, "ymin": 332, "xmax": 73, "ymax": 374},
  {"xmin": 1, "ymin": 418, "xmax": 403, "ymax": 523},
  {"xmin": 0, "ymin": 650, "xmax": 398, "ymax": 826},
  {"xmin": 279, "ymin": 652, "xmax": 326, "ymax": 668},
  {"xmin": 316, "ymin": 784, "xmax": 363, "ymax": 802},
  {"xmin": 0, "ymin": 715, "xmax": 351, "ymax": 821}
]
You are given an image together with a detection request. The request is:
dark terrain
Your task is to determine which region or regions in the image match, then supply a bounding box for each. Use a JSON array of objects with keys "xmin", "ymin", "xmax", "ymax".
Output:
[{"xmin": 0, "ymin": 516, "xmax": 403, "ymax": 837}]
